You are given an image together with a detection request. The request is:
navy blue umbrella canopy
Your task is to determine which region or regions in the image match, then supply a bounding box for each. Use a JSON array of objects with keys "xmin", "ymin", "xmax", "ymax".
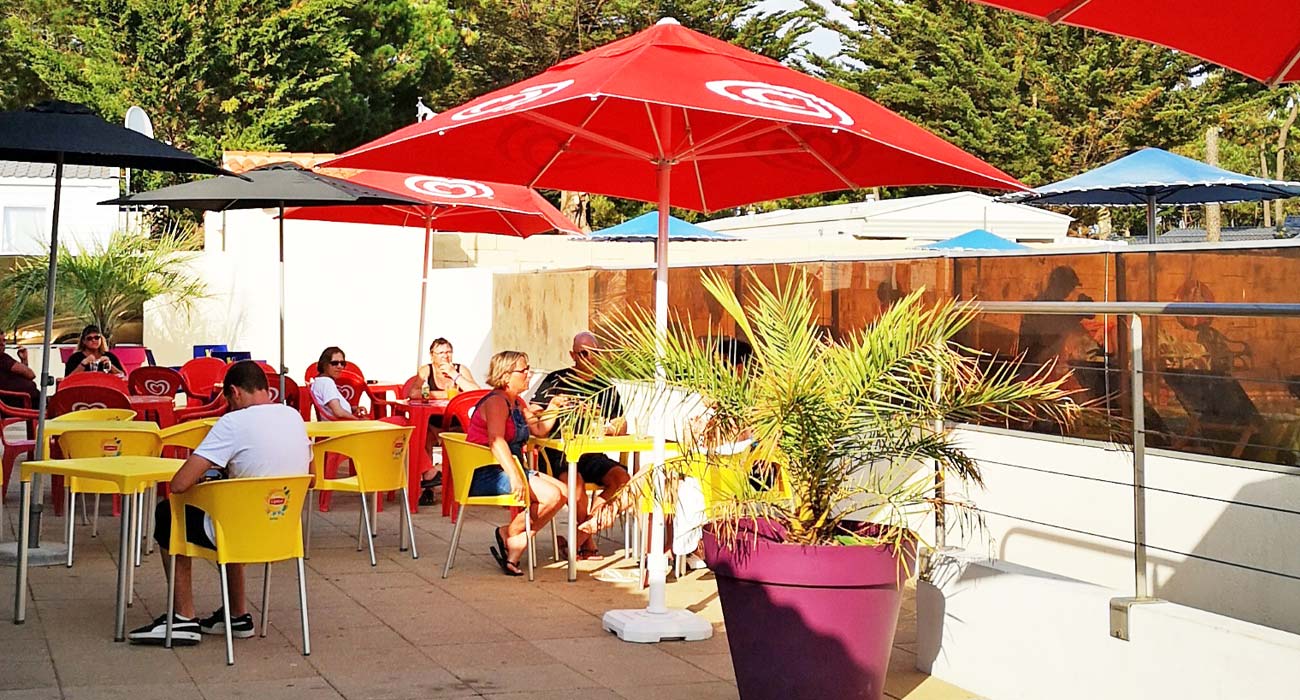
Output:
[{"xmin": 999, "ymin": 148, "xmax": 1300, "ymax": 241}]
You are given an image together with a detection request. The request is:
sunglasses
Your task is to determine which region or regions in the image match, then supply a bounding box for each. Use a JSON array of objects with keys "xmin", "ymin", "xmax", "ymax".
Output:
[
  {"xmin": 328, "ymin": 360, "xmax": 348, "ymax": 367},
  {"xmin": 85, "ymin": 335, "xmax": 102, "ymax": 341}
]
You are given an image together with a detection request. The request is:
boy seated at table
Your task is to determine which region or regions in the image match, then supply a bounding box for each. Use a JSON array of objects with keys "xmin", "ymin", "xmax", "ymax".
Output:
[{"xmin": 129, "ymin": 361, "xmax": 311, "ymax": 645}]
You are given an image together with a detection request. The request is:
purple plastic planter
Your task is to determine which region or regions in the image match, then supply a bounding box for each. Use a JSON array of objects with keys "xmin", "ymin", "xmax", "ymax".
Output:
[{"xmin": 703, "ymin": 522, "xmax": 917, "ymax": 700}]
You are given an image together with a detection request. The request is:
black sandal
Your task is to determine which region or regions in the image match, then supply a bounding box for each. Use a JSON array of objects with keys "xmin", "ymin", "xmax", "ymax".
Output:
[{"xmin": 491, "ymin": 528, "xmax": 524, "ymax": 577}]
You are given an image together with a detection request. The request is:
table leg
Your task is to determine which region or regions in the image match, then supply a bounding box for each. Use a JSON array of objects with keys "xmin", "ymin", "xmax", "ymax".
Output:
[
  {"xmin": 114, "ymin": 495, "xmax": 133, "ymax": 641},
  {"xmin": 567, "ymin": 458, "xmax": 577, "ymax": 582},
  {"xmin": 13, "ymin": 481, "xmax": 31, "ymax": 624}
]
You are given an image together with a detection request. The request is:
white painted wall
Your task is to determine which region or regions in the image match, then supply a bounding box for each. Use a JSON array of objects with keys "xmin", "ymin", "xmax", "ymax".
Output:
[
  {"xmin": 916, "ymin": 554, "xmax": 1300, "ymax": 700},
  {"xmin": 0, "ymin": 175, "xmax": 120, "ymax": 255},
  {"xmin": 944, "ymin": 426, "xmax": 1300, "ymax": 635},
  {"xmin": 145, "ymin": 209, "xmax": 497, "ymax": 383}
]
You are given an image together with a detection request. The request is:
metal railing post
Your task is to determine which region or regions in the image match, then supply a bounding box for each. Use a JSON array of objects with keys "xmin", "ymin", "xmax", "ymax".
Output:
[
  {"xmin": 1129, "ymin": 315, "xmax": 1149, "ymax": 600},
  {"xmin": 933, "ymin": 363, "xmax": 946, "ymax": 549}
]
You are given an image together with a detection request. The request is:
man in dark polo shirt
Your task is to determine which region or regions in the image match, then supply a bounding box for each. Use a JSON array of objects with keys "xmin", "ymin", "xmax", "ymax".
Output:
[{"xmin": 532, "ymin": 331, "xmax": 630, "ymax": 559}]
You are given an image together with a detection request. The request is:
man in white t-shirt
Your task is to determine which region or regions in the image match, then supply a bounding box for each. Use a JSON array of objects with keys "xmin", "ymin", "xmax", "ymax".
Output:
[{"xmin": 129, "ymin": 361, "xmax": 311, "ymax": 646}]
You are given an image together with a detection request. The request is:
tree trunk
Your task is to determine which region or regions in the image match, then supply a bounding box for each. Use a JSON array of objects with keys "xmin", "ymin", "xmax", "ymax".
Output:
[
  {"xmin": 558, "ymin": 190, "xmax": 591, "ymax": 234},
  {"xmin": 1274, "ymin": 100, "xmax": 1300, "ymax": 227},
  {"xmin": 1261, "ymin": 143, "xmax": 1273, "ymax": 228},
  {"xmin": 1205, "ymin": 126, "xmax": 1221, "ymax": 242}
]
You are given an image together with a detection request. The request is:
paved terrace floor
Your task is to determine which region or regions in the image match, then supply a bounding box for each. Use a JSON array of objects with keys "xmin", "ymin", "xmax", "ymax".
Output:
[{"xmin": 0, "ymin": 493, "xmax": 979, "ymax": 700}]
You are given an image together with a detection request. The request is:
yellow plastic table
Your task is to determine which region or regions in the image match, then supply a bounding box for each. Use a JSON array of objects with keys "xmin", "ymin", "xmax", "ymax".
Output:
[
  {"xmin": 530, "ymin": 435, "xmax": 677, "ymax": 581},
  {"xmin": 12, "ymin": 456, "xmax": 183, "ymax": 641},
  {"xmin": 305, "ymin": 420, "xmax": 399, "ymax": 438}
]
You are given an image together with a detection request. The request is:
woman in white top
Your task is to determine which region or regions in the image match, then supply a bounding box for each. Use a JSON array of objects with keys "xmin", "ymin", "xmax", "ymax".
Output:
[{"xmin": 310, "ymin": 346, "xmax": 367, "ymax": 420}]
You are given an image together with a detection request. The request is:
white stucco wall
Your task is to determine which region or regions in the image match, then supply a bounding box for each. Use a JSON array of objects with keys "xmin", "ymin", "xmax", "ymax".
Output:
[{"xmin": 0, "ymin": 175, "xmax": 120, "ymax": 255}]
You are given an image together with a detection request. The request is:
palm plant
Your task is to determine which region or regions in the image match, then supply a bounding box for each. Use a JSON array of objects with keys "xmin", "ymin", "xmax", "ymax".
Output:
[
  {"xmin": 590, "ymin": 269, "xmax": 1080, "ymax": 552},
  {"xmin": 3, "ymin": 224, "xmax": 206, "ymax": 341}
]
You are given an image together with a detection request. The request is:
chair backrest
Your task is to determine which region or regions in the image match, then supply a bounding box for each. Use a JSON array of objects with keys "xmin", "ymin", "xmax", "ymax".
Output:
[
  {"xmin": 264, "ymin": 374, "xmax": 302, "ymax": 410},
  {"xmin": 111, "ymin": 346, "xmax": 151, "ymax": 374},
  {"xmin": 160, "ymin": 421, "xmax": 214, "ymax": 451},
  {"xmin": 192, "ymin": 344, "xmax": 228, "ymax": 359},
  {"xmin": 57, "ymin": 429, "xmax": 163, "ymax": 459},
  {"xmin": 170, "ymin": 474, "xmax": 313, "ymax": 564},
  {"xmin": 59, "ymin": 372, "xmax": 128, "ymax": 393},
  {"xmin": 401, "ymin": 375, "xmax": 423, "ymax": 399},
  {"xmin": 440, "ymin": 432, "xmax": 525, "ymax": 506},
  {"xmin": 0, "ymin": 388, "xmax": 34, "ymax": 410},
  {"xmin": 179, "ymin": 357, "xmax": 227, "ymax": 397},
  {"xmin": 47, "ymin": 386, "xmax": 132, "ymax": 417},
  {"xmin": 334, "ymin": 373, "xmax": 366, "ymax": 408},
  {"xmin": 310, "ymin": 427, "xmax": 412, "ymax": 493},
  {"xmin": 51, "ymin": 408, "xmax": 137, "ymax": 422},
  {"xmin": 303, "ymin": 361, "xmax": 365, "ymax": 384},
  {"xmin": 128, "ymin": 366, "xmax": 185, "ymax": 398},
  {"xmin": 443, "ymin": 389, "xmax": 491, "ymax": 431}
]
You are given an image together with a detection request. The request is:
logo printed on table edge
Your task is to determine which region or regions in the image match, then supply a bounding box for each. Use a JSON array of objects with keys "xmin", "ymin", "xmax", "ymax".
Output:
[
  {"xmin": 449, "ymin": 80, "xmax": 575, "ymax": 121},
  {"xmin": 405, "ymin": 176, "xmax": 495, "ymax": 200},
  {"xmin": 705, "ymin": 80, "xmax": 854, "ymax": 126}
]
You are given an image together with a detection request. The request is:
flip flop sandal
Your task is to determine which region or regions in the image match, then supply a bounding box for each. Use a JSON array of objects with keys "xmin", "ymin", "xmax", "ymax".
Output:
[{"xmin": 489, "ymin": 545, "xmax": 523, "ymax": 576}]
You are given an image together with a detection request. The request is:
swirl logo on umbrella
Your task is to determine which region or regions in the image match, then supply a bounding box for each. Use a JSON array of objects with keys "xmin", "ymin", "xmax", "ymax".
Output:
[
  {"xmin": 450, "ymin": 80, "xmax": 575, "ymax": 122},
  {"xmin": 404, "ymin": 176, "xmax": 495, "ymax": 200},
  {"xmin": 705, "ymin": 80, "xmax": 854, "ymax": 127}
]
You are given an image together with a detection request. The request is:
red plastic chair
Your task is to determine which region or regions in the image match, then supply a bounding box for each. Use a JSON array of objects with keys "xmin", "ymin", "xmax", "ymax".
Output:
[
  {"xmin": 128, "ymin": 366, "xmax": 185, "ymax": 398},
  {"xmin": 178, "ymin": 357, "xmax": 227, "ymax": 399},
  {"xmin": 0, "ymin": 390, "xmax": 37, "ymax": 503},
  {"xmin": 111, "ymin": 346, "xmax": 151, "ymax": 374},
  {"xmin": 373, "ymin": 375, "xmax": 422, "ymax": 418},
  {"xmin": 59, "ymin": 372, "xmax": 128, "ymax": 393},
  {"xmin": 265, "ymin": 374, "xmax": 304, "ymax": 413},
  {"xmin": 438, "ymin": 389, "xmax": 491, "ymax": 514},
  {"xmin": 175, "ymin": 394, "xmax": 227, "ymax": 423}
]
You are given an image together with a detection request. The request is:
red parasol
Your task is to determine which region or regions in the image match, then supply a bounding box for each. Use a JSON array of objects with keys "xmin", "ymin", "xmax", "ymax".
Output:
[{"xmin": 969, "ymin": 0, "xmax": 1300, "ymax": 86}]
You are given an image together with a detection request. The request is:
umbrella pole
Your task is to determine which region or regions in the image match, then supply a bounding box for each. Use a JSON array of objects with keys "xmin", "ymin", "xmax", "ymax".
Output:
[
  {"xmin": 1146, "ymin": 195, "xmax": 1157, "ymax": 244},
  {"xmin": 27, "ymin": 154, "xmax": 64, "ymax": 552},
  {"xmin": 278, "ymin": 204, "xmax": 287, "ymax": 402},
  {"xmin": 416, "ymin": 219, "xmax": 432, "ymax": 369},
  {"xmin": 601, "ymin": 158, "xmax": 712, "ymax": 644}
]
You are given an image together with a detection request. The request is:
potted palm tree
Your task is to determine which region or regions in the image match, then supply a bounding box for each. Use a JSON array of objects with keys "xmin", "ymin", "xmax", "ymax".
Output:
[{"xmin": 589, "ymin": 269, "xmax": 1077, "ymax": 700}]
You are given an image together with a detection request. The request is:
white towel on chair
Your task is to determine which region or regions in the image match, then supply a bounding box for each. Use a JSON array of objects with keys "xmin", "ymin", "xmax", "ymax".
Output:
[{"xmin": 673, "ymin": 476, "xmax": 705, "ymax": 556}]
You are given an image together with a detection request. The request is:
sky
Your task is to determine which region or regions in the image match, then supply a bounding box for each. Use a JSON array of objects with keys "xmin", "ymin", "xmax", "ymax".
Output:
[{"xmin": 757, "ymin": 0, "xmax": 853, "ymax": 59}]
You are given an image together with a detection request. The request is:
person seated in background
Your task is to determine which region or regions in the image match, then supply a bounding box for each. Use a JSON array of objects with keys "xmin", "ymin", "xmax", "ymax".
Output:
[
  {"xmin": 466, "ymin": 351, "xmax": 570, "ymax": 576},
  {"xmin": 63, "ymin": 324, "xmax": 125, "ymax": 378},
  {"xmin": 532, "ymin": 331, "xmax": 631, "ymax": 560},
  {"xmin": 129, "ymin": 360, "xmax": 310, "ymax": 645},
  {"xmin": 309, "ymin": 346, "xmax": 367, "ymax": 420},
  {"xmin": 405, "ymin": 338, "xmax": 481, "ymax": 505},
  {"xmin": 0, "ymin": 335, "xmax": 39, "ymax": 409},
  {"xmin": 407, "ymin": 338, "xmax": 481, "ymax": 399}
]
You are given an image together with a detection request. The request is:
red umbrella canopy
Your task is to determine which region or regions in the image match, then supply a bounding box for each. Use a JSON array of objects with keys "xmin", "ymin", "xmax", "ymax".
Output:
[
  {"xmin": 327, "ymin": 19, "xmax": 1024, "ymax": 211},
  {"xmin": 968, "ymin": 0, "xmax": 1300, "ymax": 86},
  {"xmin": 283, "ymin": 170, "xmax": 579, "ymax": 237}
]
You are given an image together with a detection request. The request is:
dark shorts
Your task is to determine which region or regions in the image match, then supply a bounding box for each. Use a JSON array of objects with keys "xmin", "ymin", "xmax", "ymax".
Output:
[
  {"xmin": 153, "ymin": 499, "xmax": 215, "ymax": 551},
  {"xmin": 542, "ymin": 448, "xmax": 622, "ymax": 485}
]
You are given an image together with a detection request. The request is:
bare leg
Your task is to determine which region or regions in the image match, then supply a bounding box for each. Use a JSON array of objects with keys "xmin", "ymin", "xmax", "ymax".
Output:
[
  {"xmin": 163, "ymin": 551, "xmax": 196, "ymax": 618},
  {"xmin": 227, "ymin": 563, "xmax": 247, "ymax": 616},
  {"xmin": 503, "ymin": 473, "xmax": 565, "ymax": 563}
]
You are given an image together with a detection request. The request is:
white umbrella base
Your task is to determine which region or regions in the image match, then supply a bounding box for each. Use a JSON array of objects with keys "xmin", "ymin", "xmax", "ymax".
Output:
[{"xmin": 602, "ymin": 607, "xmax": 713, "ymax": 643}]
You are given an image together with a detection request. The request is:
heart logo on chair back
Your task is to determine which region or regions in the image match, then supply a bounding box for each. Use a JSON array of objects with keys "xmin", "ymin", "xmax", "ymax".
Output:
[
  {"xmin": 70, "ymin": 401, "xmax": 108, "ymax": 411},
  {"xmin": 268, "ymin": 387, "xmax": 280, "ymax": 401},
  {"xmin": 339, "ymin": 386, "xmax": 356, "ymax": 402},
  {"xmin": 143, "ymin": 379, "xmax": 170, "ymax": 395}
]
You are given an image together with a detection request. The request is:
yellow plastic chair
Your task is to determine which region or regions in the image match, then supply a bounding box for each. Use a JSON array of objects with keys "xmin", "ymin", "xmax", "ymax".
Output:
[
  {"xmin": 441, "ymin": 432, "xmax": 537, "ymax": 581},
  {"xmin": 306, "ymin": 426, "xmax": 417, "ymax": 566},
  {"xmin": 159, "ymin": 421, "xmax": 214, "ymax": 452},
  {"xmin": 164, "ymin": 474, "xmax": 314, "ymax": 666},
  {"xmin": 56, "ymin": 430, "xmax": 163, "ymax": 568},
  {"xmin": 50, "ymin": 408, "xmax": 137, "ymax": 422}
]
